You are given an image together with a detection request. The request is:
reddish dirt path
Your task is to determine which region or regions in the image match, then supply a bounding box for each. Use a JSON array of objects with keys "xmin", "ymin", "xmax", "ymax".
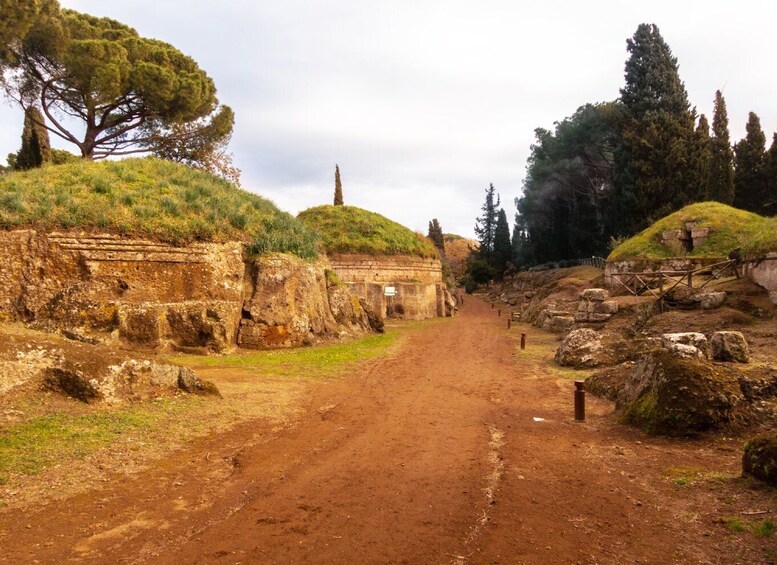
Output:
[{"xmin": 2, "ymin": 297, "xmax": 775, "ymax": 564}]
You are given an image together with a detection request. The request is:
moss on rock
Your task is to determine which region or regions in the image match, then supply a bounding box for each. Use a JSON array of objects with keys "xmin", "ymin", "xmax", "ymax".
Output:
[{"xmin": 742, "ymin": 434, "xmax": 777, "ymax": 485}]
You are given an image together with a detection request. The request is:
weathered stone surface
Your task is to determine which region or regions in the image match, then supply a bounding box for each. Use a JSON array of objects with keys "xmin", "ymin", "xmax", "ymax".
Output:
[
  {"xmin": 710, "ymin": 331, "xmax": 750, "ymax": 363},
  {"xmin": 742, "ymin": 434, "xmax": 777, "ymax": 485},
  {"xmin": 555, "ymin": 329, "xmax": 603, "ymax": 368},
  {"xmin": 593, "ymin": 300, "xmax": 619, "ymax": 315},
  {"xmin": 359, "ymin": 298, "xmax": 385, "ymax": 334},
  {"xmin": 581, "ymin": 288, "xmax": 609, "ymax": 302},
  {"xmin": 620, "ymin": 351, "xmax": 743, "ymax": 436},
  {"xmin": 43, "ymin": 358, "xmax": 218, "ymax": 404},
  {"xmin": 698, "ymin": 292, "xmax": 726, "ymax": 310},
  {"xmin": 664, "ymin": 343, "xmax": 706, "ymax": 360},
  {"xmin": 770, "ymin": 290, "xmax": 777, "ymax": 305},
  {"xmin": 239, "ymin": 254, "xmax": 370, "ymax": 349},
  {"xmin": 547, "ymin": 315, "xmax": 575, "ymax": 333},
  {"xmin": 661, "ymin": 332, "xmax": 709, "ymax": 357}
]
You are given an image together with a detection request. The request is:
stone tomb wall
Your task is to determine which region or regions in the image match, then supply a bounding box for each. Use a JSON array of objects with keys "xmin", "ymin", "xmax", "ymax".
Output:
[
  {"xmin": 0, "ymin": 230, "xmax": 371, "ymax": 352},
  {"xmin": 328, "ymin": 254, "xmax": 448, "ymax": 320}
]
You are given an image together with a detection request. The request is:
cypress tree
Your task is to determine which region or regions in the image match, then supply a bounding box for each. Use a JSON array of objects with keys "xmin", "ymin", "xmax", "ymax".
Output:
[
  {"xmin": 708, "ymin": 91, "xmax": 735, "ymax": 204},
  {"xmin": 427, "ymin": 219, "xmax": 445, "ymax": 254},
  {"xmin": 614, "ymin": 24, "xmax": 698, "ymax": 232},
  {"xmin": 692, "ymin": 114, "xmax": 712, "ymax": 202},
  {"xmin": 733, "ymin": 112, "xmax": 767, "ymax": 213},
  {"xmin": 493, "ymin": 208, "xmax": 512, "ymax": 275},
  {"xmin": 334, "ymin": 164, "xmax": 343, "ymax": 206},
  {"xmin": 14, "ymin": 107, "xmax": 51, "ymax": 170},
  {"xmin": 474, "ymin": 183, "xmax": 500, "ymax": 260},
  {"xmin": 764, "ymin": 134, "xmax": 777, "ymax": 216}
]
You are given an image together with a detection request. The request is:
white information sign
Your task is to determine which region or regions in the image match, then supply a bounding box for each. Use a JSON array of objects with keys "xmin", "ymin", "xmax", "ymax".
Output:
[{"xmin": 384, "ymin": 286, "xmax": 396, "ymax": 297}]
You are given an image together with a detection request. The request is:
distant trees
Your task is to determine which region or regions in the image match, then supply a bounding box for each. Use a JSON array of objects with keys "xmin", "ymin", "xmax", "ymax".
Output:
[
  {"xmin": 334, "ymin": 164, "xmax": 343, "ymax": 205},
  {"xmin": 426, "ymin": 218, "xmax": 445, "ymax": 254},
  {"xmin": 1, "ymin": 2, "xmax": 234, "ymax": 169},
  {"xmin": 613, "ymin": 23, "xmax": 701, "ymax": 233},
  {"xmin": 509, "ymin": 23, "xmax": 777, "ymax": 271},
  {"xmin": 734, "ymin": 112, "xmax": 768, "ymax": 213},
  {"xmin": 493, "ymin": 209, "xmax": 512, "ymax": 274},
  {"xmin": 13, "ymin": 106, "xmax": 51, "ymax": 170},
  {"xmin": 708, "ymin": 91, "xmax": 735, "ymax": 204},
  {"xmin": 474, "ymin": 183, "xmax": 500, "ymax": 257}
]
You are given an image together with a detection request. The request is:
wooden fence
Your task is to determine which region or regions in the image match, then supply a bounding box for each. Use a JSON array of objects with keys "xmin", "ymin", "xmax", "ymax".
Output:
[{"xmin": 608, "ymin": 259, "xmax": 740, "ymax": 309}]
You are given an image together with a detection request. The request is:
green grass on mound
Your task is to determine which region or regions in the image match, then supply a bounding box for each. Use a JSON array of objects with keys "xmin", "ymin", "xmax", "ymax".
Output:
[
  {"xmin": 0, "ymin": 158, "xmax": 318, "ymax": 258},
  {"xmin": 608, "ymin": 202, "xmax": 777, "ymax": 261},
  {"xmin": 298, "ymin": 205, "xmax": 438, "ymax": 258}
]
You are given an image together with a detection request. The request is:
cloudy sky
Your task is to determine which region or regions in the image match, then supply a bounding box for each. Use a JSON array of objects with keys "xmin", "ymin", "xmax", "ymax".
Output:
[{"xmin": 1, "ymin": 1, "xmax": 776, "ymax": 237}]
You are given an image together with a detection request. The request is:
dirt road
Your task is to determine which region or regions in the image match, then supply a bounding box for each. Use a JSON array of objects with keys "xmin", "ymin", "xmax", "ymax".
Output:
[{"xmin": 2, "ymin": 297, "xmax": 774, "ymax": 564}]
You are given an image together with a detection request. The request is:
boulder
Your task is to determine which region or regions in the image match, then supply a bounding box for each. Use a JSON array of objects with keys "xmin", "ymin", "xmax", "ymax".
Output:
[
  {"xmin": 620, "ymin": 351, "xmax": 743, "ymax": 436},
  {"xmin": 594, "ymin": 300, "xmax": 619, "ymax": 315},
  {"xmin": 698, "ymin": 292, "xmax": 726, "ymax": 310},
  {"xmin": 44, "ymin": 359, "xmax": 219, "ymax": 403},
  {"xmin": 742, "ymin": 434, "xmax": 777, "ymax": 485},
  {"xmin": 555, "ymin": 329, "xmax": 602, "ymax": 368},
  {"xmin": 664, "ymin": 343, "xmax": 706, "ymax": 360},
  {"xmin": 770, "ymin": 290, "xmax": 777, "ymax": 306},
  {"xmin": 547, "ymin": 315, "xmax": 575, "ymax": 333},
  {"xmin": 661, "ymin": 332, "xmax": 709, "ymax": 357},
  {"xmin": 581, "ymin": 288, "xmax": 609, "ymax": 302},
  {"xmin": 359, "ymin": 298, "xmax": 385, "ymax": 334},
  {"xmin": 710, "ymin": 331, "xmax": 750, "ymax": 363}
]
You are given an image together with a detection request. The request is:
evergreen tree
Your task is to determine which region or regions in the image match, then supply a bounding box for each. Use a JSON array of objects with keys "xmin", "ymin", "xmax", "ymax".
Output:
[
  {"xmin": 14, "ymin": 106, "xmax": 50, "ymax": 170},
  {"xmin": 613, "ymin": 24, "xmax": 699, "ymax": 232},
  {"xmin": 334, "ymin": 164, "xmax": 343, "ymax": 205},
  {"xmin": 708, "ymin": 90, "xmax": 735, "ymax": 204},
  {"xmin": 492, "ymin": 208, "xmax": 512, "ymax": 275},
  {"xmin": 733, "ymin": 112, "xmax": 767, "ymax": 213},
  {"xmin": 692, "ymin": 114, "xmax": 712, "ymax": 202},
  {"xmin": 426, "ymin": 218, "xmax": 445, "ymax": 254},
  {"xmin": 474, "ymin": 183, "xmax": 500, "ymax": 260},
  {"xmin": 764, "ymin": 134, "xmax": 777, "ymax": 216}
]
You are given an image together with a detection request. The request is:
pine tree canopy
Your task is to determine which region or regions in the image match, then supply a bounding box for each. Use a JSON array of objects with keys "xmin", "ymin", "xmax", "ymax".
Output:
[{"xmin": 2, "ymin": 4, "xmax": 231, "ymax": 160}]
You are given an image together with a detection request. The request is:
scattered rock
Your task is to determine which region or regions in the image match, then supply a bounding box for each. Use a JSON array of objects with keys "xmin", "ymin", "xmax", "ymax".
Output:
[
  {"xmin": 742, "ymin": 434, "xmax": 777, "ymax": 485},
  {"xmin": 664, "ymin": 342, "xmax": 706, "ymax": 360},
  {"xmin": 581, "ymin": 288, "xmax": 609, "ymax": 302},
  {"xmin": 769, "ymin": 290, "xmax": 777, "ymax": 306},
  {"xmin": 555, "ymin": 329, "xmax": 602, "ymax": 368},
  {"xmin": 698, "ymin": 292, "xmax": 726, "ymax": 310},
  {"xmin": 620, "ymin": 351, "xmax": 743, "ymax": 436},
  {"xmin": 547, "ymin": 315, "xmax": 575, "ymax": 333},
  {"xmin": 661, "ymin": 332, "xmax": 709, "ymax": 357},
  {"xmin": 710, "ymin": 331, "xmax": 750, "ymax": 363}
]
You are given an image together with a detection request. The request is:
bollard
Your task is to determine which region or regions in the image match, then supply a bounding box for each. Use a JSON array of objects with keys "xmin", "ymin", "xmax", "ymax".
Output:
[
  {"xmin": 574, "ymin": 380, "xmax": 586, "ymax": 421},
  {"xmin": 507, "ymin": 319, "xmax": 512, "ymax": 329},
  {"xmin": 520, "ymin": 333, "xmax": 526, "ymax": 350},
  {"xmin": 498, "ymin": 309, "xmax": 501, "ymax": 317},
  {"xmin": 491, "ymin": 303, "xmax": 494, "ymax": 310}
]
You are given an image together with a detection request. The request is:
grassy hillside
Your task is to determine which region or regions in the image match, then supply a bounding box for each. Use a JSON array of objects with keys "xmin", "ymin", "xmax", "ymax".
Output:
[
  {"xmin": 297, "ymin": 205, "xmax": 438, "ymax": 258},
  {"xmin": 609, "ymin": 202, "xmax": 777, "ymax": 261},
  {"xmin": 0, "ymin": 158, "xmax": 317, "ymax": 258}
]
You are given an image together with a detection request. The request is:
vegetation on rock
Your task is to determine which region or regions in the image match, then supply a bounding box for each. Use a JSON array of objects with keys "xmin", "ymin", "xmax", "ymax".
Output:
[
  {"xmin": 742, "ymin": 433, "xmax": 777, "ymax": 485},
  {"xmin": 0, "ymin": 158, "xmax": 318, "ymax": 257},
  {"xmin": 298, "ymin": 205, "xmax": 438, "ymax": 258},
  {"xmin": 608, "ymin": 202, "xmax": 777, "ymax": 261}
]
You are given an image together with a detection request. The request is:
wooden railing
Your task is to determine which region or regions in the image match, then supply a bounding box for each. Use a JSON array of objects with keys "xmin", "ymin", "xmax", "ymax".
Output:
[
  {"xmin": 608, "ymin": 259, "xmax": 740, "ymax": 307},
  {"xmin": 579, "ymin": 256, "xmax": 607, "ymax": 270}
]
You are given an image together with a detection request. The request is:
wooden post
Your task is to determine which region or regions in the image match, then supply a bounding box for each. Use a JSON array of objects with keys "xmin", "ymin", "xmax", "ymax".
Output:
[
  {"xmin": 659, "ymin": 272, "xmax": 664, "ymax": 313},
  {"xmin": 688, "ymin": 269, "xmax": 693, "ymax": 290}
]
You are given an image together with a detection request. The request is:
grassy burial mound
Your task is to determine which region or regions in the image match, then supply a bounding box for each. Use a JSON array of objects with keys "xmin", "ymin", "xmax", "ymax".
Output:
[
  {"xmin": 0, "ymin": 158, "xmax": 317, "ymax": 258},
  {"xmin": 608, "ymin": 202, "xmax": 777, "ymax": 261},
  {"xmin": 297, "ymin": 205, "xmax": 438, "ymax": 258}
]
